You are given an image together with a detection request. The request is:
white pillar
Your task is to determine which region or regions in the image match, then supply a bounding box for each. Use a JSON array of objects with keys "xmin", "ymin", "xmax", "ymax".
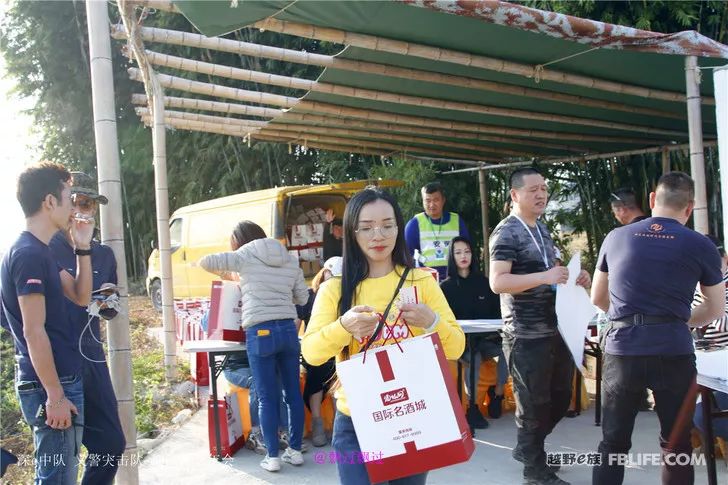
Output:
[
  {"xmin": 685, "ymin": 56, "xmax": 709, "ymax": 233},
  {"xmin": 715, "ymin": 66, "xmax": 728, "ymax": 246},
  {"xmin": 85, "ymin": 1, "xmax": 138, "ymax": 483}
]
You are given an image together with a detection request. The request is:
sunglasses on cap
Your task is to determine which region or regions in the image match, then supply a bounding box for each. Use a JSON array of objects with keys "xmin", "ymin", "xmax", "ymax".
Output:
[{"xmin": 71, "ymin": 193, "xmax": 98, "ymax": 211}]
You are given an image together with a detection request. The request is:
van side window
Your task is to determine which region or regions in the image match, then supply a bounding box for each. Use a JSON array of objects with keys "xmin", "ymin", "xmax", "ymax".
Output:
[{"xmin": 170, "ymin": 219, "xmax": 183, "ymax": 248}]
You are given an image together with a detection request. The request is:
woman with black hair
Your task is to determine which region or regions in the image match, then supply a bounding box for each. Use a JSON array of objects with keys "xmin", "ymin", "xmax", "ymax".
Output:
[
  {"xmin": 302, "ymin": 187, "xmax": 465, "ymax": 485},
  {"xmin": 440, "ymin": 237, "xmax": 506, "ymax": 429},
  {"xmin": 199, "ymin": 220, "xmax": 309, "ymax": 472}
]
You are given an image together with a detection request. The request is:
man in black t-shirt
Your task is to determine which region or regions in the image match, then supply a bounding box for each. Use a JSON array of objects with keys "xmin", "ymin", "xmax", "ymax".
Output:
[
  {"xmin": 609, "ymin": 188, "xmax": 647, "ymax": 225},
  {"xmin": 490, "ymin": 168, "xmax": 591, "ymax": 485}
]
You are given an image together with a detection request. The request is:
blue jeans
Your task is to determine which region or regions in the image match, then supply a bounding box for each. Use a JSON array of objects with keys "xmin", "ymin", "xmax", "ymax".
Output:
[
  {"xmin": 16, "ymin": 374, "xmax": 84, "ymax": 485},
  {"xmin": 332, "ymin": 412, "xmax": 429, "ymax": 485},
  {"xmin": 245, "ymin": 319, "xmax": 304, "ymax": 457},
  {"xmin": 223, "ymin": 361, "xmax": 288, "ymax": 429}
]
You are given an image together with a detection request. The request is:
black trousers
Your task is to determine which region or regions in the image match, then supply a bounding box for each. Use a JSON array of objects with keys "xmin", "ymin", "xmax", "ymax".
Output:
[
  {"xmin": 502, "ymin": 333, "xmax": 574, "ymax": 471},
  {"xmin": 592, "ymin": 352, "xmax": 696, "ymax": 485}
]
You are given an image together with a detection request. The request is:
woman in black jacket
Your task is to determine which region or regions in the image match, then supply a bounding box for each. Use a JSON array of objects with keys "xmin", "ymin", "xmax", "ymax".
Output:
[{"xmin": 440, "ymin": 236, "xmax": 507, "ymax": 428}]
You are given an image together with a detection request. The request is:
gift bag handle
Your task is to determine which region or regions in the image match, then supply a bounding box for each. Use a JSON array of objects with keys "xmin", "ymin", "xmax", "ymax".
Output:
[{"xmin": 360, "ymin": 267, "xmax": 411, "ymax": 354}]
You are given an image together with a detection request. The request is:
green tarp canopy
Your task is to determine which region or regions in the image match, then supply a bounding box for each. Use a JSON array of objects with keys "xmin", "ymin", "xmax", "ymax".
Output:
[{"xmin": 127, "ymin": 0, "xmax": 728, "ymax": 163}]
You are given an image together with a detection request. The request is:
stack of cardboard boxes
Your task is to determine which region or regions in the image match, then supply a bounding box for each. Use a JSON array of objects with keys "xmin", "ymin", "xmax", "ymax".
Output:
[{"xmin": 287, "ymin": 205, "xmax": 328, "ymax": 278}]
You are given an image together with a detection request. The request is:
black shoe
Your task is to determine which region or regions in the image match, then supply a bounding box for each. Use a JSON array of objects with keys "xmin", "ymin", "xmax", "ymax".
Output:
[
  {"xmin": 466, "ymin": 406, "xmax": 489, "ymax": 429},
  {"xmin": 487, "ymin": 386, "xmax": 504, "ymax": 419},
  {"xmin": 565, "ymin": 410, "xmax": 580, "ymax": 418},
  {"xmin": 549, "ymin": 463, "xmax": 561, "ymax": 473},
  {"xmin": 523, "ymin": 466, "xmax": 570, "ymax": 485}
]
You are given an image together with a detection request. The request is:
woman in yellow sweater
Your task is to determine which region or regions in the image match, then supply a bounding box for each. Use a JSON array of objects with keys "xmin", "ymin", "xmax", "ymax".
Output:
[{"xmin": 302, "ymin": 187, "xmax": 465, "ymax": 485}]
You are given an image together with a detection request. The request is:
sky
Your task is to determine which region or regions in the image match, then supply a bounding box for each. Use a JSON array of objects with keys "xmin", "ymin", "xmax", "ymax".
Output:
[{"xmin": 0, "ymin": 55, "xmax": 40, "ymax": 251}]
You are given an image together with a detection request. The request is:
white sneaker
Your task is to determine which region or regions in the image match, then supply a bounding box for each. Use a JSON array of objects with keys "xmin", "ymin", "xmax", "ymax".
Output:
[
  {"xmin": 281, "ymin": 447, "xmax": 304, "ymax": 466},
  {"xmin": 260, "ymin": 455, "xmax": 281, "ymax": 472}
]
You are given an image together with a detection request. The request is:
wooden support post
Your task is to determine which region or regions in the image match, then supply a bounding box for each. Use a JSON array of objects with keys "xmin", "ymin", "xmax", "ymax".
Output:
[
  {"xmin": 685, "ymin": 56, "xmax": 709, "ymax": 233},
  {"xmin": 479, "ymin": 168, "xmax": 489, "ymax": 274},
  {"xmin": 661, "ymin": 147, "xmax": 670, "ymax": 174},
  {"xmin": 86, "ymin": 1, "xmax": 138, "ymax": 482}
]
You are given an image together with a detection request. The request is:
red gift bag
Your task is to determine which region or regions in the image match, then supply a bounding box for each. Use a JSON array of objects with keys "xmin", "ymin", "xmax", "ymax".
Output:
[
  {"xmin": 207, "ymin": 393, "xmax": 245, "ymax": 458},
  {"xmin": 336, "ymin": 333, "xmax": 474, "ymax": 482}
]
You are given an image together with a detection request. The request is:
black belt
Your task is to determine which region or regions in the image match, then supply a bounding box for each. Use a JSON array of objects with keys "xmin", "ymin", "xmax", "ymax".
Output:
[{"xmin": 611, "ymin": 314, "xmax": 683, "ymax": 327}]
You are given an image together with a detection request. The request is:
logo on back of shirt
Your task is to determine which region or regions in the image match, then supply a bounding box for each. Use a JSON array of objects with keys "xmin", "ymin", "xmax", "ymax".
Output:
[
  {"xmin": 649, "ymin": 223, "xmax": 663, "ymax": 233},
  {"xmin": 635, "ymin": 222, "xmax": 674, "ymax": 240}
]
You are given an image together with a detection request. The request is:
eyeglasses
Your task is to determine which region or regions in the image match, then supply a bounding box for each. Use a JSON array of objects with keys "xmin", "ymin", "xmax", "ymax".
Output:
[
  {"xmin": 610, "ymin": 192, "xmax": 623, "ymax": 202},
  {"xmin": 355, "ymin": 224, "xmax": 398, "ymax": 239},
  {"xmin": 71, "ymin": 194, "xmax": 97, "ymax": 211}
]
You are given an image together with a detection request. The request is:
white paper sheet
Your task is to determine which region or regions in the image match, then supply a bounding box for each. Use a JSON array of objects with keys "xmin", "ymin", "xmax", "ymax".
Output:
[{"xmin": 555, "ymin": 252, "xmax": 597, "ymax": 373}]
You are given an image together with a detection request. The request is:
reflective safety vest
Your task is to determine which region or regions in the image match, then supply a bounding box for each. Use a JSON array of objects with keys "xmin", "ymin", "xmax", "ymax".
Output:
[{"xmin": 415, "ymin": 212, "xmax": 461, "ymax": 269}]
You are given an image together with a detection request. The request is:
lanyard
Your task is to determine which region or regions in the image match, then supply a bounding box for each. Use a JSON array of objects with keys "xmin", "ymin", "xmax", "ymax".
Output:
[{"xmin": 510, "ymin": 215, "xmax": 550, "ymax": 269}]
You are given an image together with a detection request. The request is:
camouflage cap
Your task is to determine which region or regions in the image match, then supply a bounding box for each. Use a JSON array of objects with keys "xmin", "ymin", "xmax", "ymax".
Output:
[{"xmin": 70, "ymin": 172, "xmax": 108, "ymax": 205}]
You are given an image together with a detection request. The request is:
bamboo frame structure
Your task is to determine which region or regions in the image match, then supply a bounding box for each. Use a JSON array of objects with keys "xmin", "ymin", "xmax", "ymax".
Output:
[
  {"xmin": 439, "ymin": 140, "xmax": 719, "ymax": 174},
  {"xmin": 140, "ymin": 114, "xmax": 492, "ymax": 164},
  {"xmin": 253, "ymin": 18, "xmax": 714, "ymax": 105},
  {"xmin": 119, "ymin": 3, "xmax": 178, "ymax": 383},
  {"xmin": 112, "ymin": 25, "xmax": 683, "ymax": 120},
  {"xmin": 140, "ymin": 49, "xmax": 687, "ymax": 137},
  {"xmin": 131, "ymin": 0, "xmax": 715, "ymax": 105},
  {"xmin": 135, "ymin": 107, "xmax": 536, "ymax": 158},
  {"xmin": 127, "ymin": 68, "xmax": 673, "ymax": 145},
  {"xmin": 130, "ymin": 95, "xmax": 587, "ymax": 153},
  {"xmin": 86, "ymin": 2, "xmax": 138, "ymax": 483}
]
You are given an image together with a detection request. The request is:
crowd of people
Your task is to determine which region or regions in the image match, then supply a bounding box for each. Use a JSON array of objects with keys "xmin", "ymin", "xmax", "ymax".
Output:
[{"xmin": 1, "ymin": 162, "xmax": 726, "ymax": 485}]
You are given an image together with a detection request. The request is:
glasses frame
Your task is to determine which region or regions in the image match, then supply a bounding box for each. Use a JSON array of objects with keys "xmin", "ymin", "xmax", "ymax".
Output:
[{"xmin": 354, "ymin": 224, "xmax": 398, "ymax": 239}]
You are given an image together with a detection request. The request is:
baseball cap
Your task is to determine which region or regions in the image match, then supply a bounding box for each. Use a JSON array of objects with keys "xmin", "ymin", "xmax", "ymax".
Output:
[
  {"xmin": 70, "ymin": 172, "xmax": 108, "ymax": 205},
  {"xmin": 323, "ymin": 256, "xmax": 342, "ymax": 277}
]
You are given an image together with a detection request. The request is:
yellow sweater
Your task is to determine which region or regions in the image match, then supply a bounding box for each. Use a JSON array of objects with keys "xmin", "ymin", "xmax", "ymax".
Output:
[{"xmin": 302, "ymin": 266, "xmax": 465, "ymax": 416}]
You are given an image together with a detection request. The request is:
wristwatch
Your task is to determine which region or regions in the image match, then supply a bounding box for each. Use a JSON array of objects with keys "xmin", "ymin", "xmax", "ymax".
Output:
[{"xmin": 74, "ymin": 248, "xmax": 92, "ymax": 256}]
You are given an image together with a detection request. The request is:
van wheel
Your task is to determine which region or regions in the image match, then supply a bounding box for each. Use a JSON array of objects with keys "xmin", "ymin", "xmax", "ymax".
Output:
[{"xmin": 150, "ymin": 279, "xmax": 162, "ymax": 313}]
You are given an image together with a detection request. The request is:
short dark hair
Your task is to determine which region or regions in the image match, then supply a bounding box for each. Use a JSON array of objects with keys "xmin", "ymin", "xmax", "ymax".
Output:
[
  {"xmin": 609, "ymin": 188, "xmax": 640, "ymax": 210},
  {"xmin": 421, "ymin": 181, "xmax": 445, "ymax": 197},
  {"xmin": 509, "ymin": 167, "xmax": 542, "ymax": 189},
  {"xmin": 655, "ymin": 171, "xmax": 694, "ymax": 211},
  {"xmin": 16, "ymin": 162, "xmax": 71, "ymax": 217},
  {"xmin": 231, "ymin": 221, "xmax": 267, "ymax": 249}
]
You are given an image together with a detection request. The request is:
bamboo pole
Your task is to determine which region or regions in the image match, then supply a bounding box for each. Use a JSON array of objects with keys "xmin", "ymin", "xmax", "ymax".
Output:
[
  {"xmin": 112, "ymin": 25, "xmax": 684, "ymax": 120},
  {"xmin": 715, "ymin": 67, "xmax": 728, "ymax": 249},
  {"xmin": 135, "ymin": 107, "xmax": 534, "ymax": 158},
  {"xmin": 140, "ymin": 116, "xmax": 394, "ymax": 157},
  {"xmin": 661, "ymin": 147, "xmax": 671, "ymax": 173},
  {"xmin": 254, "ymin": 18, "xmax": 712, "ymax": 105},
  {"xmin": 119, "ymin": 3, "xmax": 177, "ymax": 382},
  {"xmin": 86, "ymin": 2, "xmax": 138, "ymax": 483},
  {"xmin": 127, "ymin": 71, "xmax": 667, "ymax": 145},
  {"xmin": 140, "ymin": 49, "xmax": 686, "ymax": 137},
  {"xmin": 297, "ymin": 100, "xmax": 668, "ymax": 145},
  {"xmin": 140, "ymin": 115, "xmax": 487, "ymax": 164},
  {"xmin": 131, "ymin": 93, "xmax": 282, "ymax": 118},
  {"xmin": 478, "ymin": 169, "xmax": 490, "ymax": 274},
  {"xmin": 130, "ymin": 95, "xmax": 585, "ymax": 153},
  {"xmin": 685, "ymin": 56, "xmax": 709, "ymax": 234},
  {"xmin": 128, "ymin": 68, "xmax": 298, "ymax": 108},
  {"xmin": 438, "ymin": 140, "xmax": 718, "ymax": 174}
]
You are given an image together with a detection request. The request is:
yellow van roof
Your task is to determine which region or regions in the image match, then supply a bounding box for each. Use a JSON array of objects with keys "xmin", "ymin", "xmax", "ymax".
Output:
[{"xmin": 171, "ymin": 179, "xmax": 403, "ymax": 217}]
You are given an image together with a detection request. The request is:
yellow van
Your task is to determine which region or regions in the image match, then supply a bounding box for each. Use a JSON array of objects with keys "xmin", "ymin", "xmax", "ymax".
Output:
[{"xmin": 146, "ymin": 180, "xmax": 403, "ymax": 310}]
